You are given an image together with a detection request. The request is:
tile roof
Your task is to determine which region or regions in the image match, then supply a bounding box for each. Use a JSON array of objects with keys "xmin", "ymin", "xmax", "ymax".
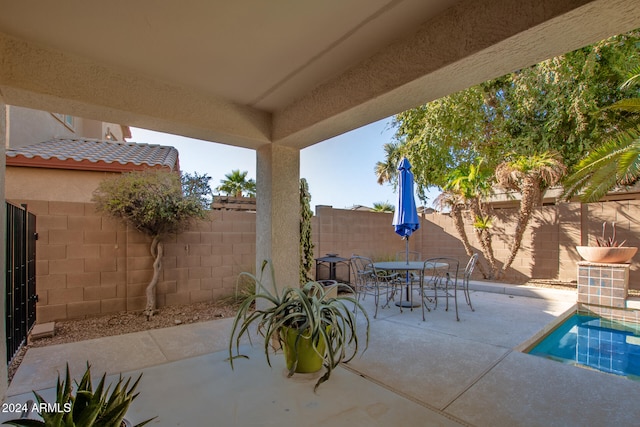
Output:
[{"xmin": 6, "ymin": 138, "xmax": 180, "ymax": 172}]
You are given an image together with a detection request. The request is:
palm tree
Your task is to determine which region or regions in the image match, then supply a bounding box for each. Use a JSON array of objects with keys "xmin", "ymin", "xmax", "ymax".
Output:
[
  {"xmin": 216, "ymin": 170, "xmax": 256, "ymax": 197},
  {"xmin": 434, "ymin": 190, "xmax": 488, "ymax": 278},
  {"xmin": 444, "ymin": 159, "xmax": 499, "ymax": 278},
  {"xmin": 495, "ymin": 152, "xmax": 566, "ymax": 275},
  {"xmin": 375, "ymin": 142, "xmax": 403, "ymax": 186},
  {"xmin": 563, "ymin": 70, "xmax": 640, "ymax": 202},
  {"xmin": 371, "ymin": 202, "xmax": 394, "ymax": 212}
]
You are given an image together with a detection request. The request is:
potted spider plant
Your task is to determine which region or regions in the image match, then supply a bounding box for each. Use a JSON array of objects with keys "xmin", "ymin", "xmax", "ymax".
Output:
[
  {"xmin": 577, "ymin": 221, "xmax": 637, "ymax": 263},
  {"xmin": 228, "ymin": 260, "xmax": 369, "ymax": 391}
]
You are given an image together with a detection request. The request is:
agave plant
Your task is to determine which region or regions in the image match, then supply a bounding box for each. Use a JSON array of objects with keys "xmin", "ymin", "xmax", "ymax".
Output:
[
  {"xmin": 4, "ymin": 363, "xmax": 155, "ymax": 427},
  {"xmin": 228, "ymin": 260, "xmax": 370, "ymax": 391},
  {"xmin": 597, "ymin": 222, "xmax": 627, "ymax": 247}
]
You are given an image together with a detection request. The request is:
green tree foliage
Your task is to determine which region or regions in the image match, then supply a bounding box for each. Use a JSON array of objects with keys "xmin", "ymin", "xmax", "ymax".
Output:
[
  {"xmin": 93, "ymin": 169, "xmax": 206, "ymax": 317},
  {"xmin": 563, "ymin": 68, "xmax": 640, "ymax": 201},
  {"xmin": 443, "ymin": 159, "xmax": 499, "ymax": 278},
  {"xmin": 389, "ymin": 30, "xmax": 640, "ymax": 197},
  {"xmin": 299, "ymin": 178, "xmax": 314, "ymax": 284},
  {"xmin": 181, "ymin": 171, "xmax": 213, "ymax": 208},
  {"xmin": 216, "ymin": 169, "xmax": 256, "ymax": 197},
  {"xmin": 385, "ymin": 30, "xmax": 639, "ymax": 278}
]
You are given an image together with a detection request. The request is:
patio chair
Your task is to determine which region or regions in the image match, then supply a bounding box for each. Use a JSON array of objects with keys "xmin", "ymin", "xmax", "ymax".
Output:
[
  {"xmin": 395, "ymin": 251, "xmax": 422, "ymax": 262},
  {"xmin": 461, "ymin": 253, "xmax": 478, "ymax": 312},
  {"xmin": 349, "ymin": 255, "xmax": 399, "ymax": 318},
  {"xmin": 419, "ymin": 257, "xmax": 460, "ymax": 321}
]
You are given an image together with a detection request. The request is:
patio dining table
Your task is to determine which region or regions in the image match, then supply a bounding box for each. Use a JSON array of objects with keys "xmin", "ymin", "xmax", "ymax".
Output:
[{"xmin": 373, "ymin": 261, "xmax": 446, "ymax": 308}]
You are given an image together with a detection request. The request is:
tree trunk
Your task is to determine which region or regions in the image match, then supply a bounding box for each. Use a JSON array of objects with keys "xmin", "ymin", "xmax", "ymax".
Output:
[
  {"xmin": 145, "ymin": 235, "xmax": 163, "ymax": 319},
  {"xmin": 500, "ymin": 178, "xmax": 539, "ymax": 275},
  {"xmin": 469, "ymin": 199, "xmax": 500, "ymax": 279},
  {"xmin": 452, "ymin": 204, "xmax": 489, "ymax": 278}
]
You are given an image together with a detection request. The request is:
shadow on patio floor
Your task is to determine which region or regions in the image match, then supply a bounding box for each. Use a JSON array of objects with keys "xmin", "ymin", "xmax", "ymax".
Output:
[{"xmin": 4, "ymin": 286, "xmax": 640, "ymax": 426}]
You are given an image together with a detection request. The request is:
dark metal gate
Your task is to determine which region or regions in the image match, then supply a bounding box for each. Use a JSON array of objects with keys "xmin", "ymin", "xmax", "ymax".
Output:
[{"xmin": 6, "ymin": 202, "xmax": 37, "ymax": 364}]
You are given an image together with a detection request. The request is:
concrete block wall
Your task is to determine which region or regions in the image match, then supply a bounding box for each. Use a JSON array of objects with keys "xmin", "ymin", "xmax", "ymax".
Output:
[
  {"xmin": 421, "ymin": 202, "xmax": 638, "ymax": 285},
  {"xmin": 310, "ymin": 206, "xmax": 551, "ymax": 283},
  {"xmin": 19, "ymin": 200, "xmax": 125, "ymax": 322},
  {"xmin": 558, "ymin": 203, "xmax": 583, "ymax": 281},
  {"xmin": 160, "ymin": 210, "xmax": 256, "ymax": 309},
  {"xmin": 418, "ymin": 211, "xmax": 473, "ymax": 260},
  {"xmin": 583, "ymin": 199, "xmax": 640, "ymax": 286},
  {"xmin": 491, "ymin": 207, "xmax": 562, "ymax": 282},
  {"xmin": 16, "ymin": 199, "xmax": 640, "ymax": 322},
  {"xmin": 16, "ymin": 200, "xmax": 256, "ymax": 322},
  {"xmin": 311, "ymin": 206, "xmax": 422, "ymax": 267}
]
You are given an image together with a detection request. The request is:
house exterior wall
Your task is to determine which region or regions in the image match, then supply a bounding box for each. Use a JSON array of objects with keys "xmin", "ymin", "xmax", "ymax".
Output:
[
  {"xmin": 6, "ymin": 105, "xmax": 127, "ymax": 149},
  {"xmin": 6, "ymin": 167, "xmax": 118, "ymax": 203},
  {"xmin": 20, "ymin": 200, "xmax": 640, "ymax": 323}
]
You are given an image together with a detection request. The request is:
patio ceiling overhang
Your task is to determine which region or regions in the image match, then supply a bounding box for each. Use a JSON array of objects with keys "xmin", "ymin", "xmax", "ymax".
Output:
[
  {"xmin": 1, "ymin": 0, "xmax": 640, "ymax": 150},
  {"xmin": 2, "ymin": 0, "xmax": 640, "ymax": 402}
]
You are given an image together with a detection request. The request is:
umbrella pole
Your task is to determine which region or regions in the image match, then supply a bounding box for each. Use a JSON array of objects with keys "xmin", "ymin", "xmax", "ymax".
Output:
[{"xmin": 405, "ymin": 236, "xmax": 410, "ymax": 301}]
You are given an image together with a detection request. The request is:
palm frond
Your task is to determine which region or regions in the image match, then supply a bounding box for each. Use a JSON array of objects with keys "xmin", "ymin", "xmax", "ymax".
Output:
[
  {"xmin": 607, "ymin": 98, "xmax": 640, "ymax": 113},
  {"xmin": 562, "ymin": 125, "xmax": 640, "ymax": 201},
  {"xmin": 620, "ymin": 68, "xmax": 640, "ymax": 90}
]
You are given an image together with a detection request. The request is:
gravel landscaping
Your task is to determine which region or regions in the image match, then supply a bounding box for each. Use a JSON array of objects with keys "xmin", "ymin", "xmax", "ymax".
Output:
[{"xmin": 8, "ymin": 298, "xmax": 241, "ymax": 383}]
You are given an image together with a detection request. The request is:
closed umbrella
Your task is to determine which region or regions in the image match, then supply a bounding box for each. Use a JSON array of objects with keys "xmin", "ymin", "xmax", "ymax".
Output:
[
  {"xmin": 393, "ymin": 157, "xmax": 420, "ymax": 255},
  {"xmin": 392, "ymin": 157, "xmax": 421, "ymax": 304}
]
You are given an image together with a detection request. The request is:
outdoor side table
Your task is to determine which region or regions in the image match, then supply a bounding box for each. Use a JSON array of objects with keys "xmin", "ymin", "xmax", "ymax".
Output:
[{"xmin": 315, "ymin": 254, "xmax": 351, "ymax": 290}]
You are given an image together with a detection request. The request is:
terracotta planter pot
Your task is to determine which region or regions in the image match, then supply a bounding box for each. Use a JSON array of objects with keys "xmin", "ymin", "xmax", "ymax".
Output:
[{"xmin": 576, "ymin": 246, "xmax": 638, "ymax": 263}]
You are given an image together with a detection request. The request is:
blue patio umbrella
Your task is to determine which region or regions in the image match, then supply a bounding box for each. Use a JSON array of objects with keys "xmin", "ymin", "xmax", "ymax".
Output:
[
  {"xmin": 392, "ymin": 157, "xmax": 421, "ymax": 305},
  {"xmin": 392, "ymin": 157, "xmax": 420, "ymax": 257}
]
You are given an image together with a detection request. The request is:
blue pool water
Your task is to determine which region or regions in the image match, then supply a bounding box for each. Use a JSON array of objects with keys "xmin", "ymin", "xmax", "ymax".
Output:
[{"xmin": 528, "ymin": 313, "xmax": 640, "ymax": 379}]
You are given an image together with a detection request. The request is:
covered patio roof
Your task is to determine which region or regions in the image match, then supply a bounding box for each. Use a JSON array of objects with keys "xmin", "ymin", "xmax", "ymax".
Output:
[
  {"xmin": 2, "ymin": 0, "xmax": 640, "ymax": 402},
  {"xmin": 1, "ymin": 0, "xmax": 639, "ymax": 150}
]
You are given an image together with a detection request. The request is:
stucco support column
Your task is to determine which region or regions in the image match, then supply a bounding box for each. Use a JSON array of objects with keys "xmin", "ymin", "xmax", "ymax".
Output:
[
  {"xmin": 0, "ymin": 94, "xmax": 9, "ymax": 400},
  {"xmin": 256, "ymin": 144, "xmax": 300, "ymax": 296}
]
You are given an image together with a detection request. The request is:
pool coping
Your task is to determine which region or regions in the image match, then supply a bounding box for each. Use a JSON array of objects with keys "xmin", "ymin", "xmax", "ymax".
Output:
[{"xmin": 513, "ymin": 303, "xmax": 578, "ymax": 353}]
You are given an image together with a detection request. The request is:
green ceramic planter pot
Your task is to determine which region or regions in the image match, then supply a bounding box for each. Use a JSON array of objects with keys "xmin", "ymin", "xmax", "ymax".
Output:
[{"xmin": 283, "ymin": 326, "xmax": 326, "ymax": 373}]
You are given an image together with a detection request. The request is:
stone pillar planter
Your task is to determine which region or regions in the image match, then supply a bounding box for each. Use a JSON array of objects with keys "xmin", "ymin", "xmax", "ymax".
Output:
[{"xmin": 577, "ymin": 261, "xmax": 630, "ymax": 308}]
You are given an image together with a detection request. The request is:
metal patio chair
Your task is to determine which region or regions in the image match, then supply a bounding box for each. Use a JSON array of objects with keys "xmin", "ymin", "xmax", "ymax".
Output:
[
  {"xmin": 350, "ymin": 255, "xmax": 399, "ymax": 318},
  {"xmin": 419, "ymin": 257, "xmax": 460, "ymax": 321},
  {"xmin": 395, "ymin": 250, "xmax": 422, "ymax": 289},
  {"xmin": 461, "ymin": 253, "xmax": 479, "ymax": 312}
]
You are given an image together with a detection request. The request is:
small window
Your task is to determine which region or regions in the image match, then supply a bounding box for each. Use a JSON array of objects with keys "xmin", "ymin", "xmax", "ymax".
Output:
[{"xmin": 52, "ymin": 113, "xmax": 75, "ymax": 131}]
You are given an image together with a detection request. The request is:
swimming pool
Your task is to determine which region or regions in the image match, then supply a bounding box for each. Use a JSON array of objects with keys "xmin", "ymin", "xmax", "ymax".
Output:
[{"xmin": 528, "ymin": 313, "xmax": 640, "ymax": 379}]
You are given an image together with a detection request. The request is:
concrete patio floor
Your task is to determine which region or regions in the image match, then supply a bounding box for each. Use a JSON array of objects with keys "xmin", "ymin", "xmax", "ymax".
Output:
[{"xmin": 3, "ymin": 283, "xmax": 640, "ymax": 426}]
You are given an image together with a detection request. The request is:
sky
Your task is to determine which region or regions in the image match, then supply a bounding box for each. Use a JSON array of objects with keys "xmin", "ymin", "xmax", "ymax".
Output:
[{"xmin": 129, "ymin": 118, "xmax": 438, "ymax": 211}]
